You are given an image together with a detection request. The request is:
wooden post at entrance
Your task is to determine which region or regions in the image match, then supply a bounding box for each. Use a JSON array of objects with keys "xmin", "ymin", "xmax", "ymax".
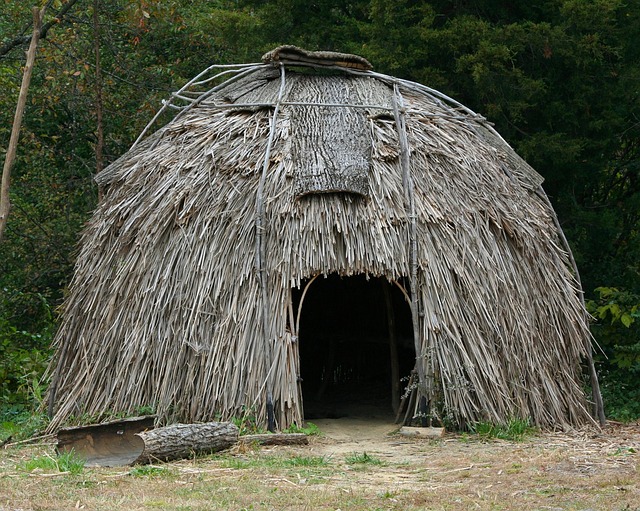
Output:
[{"xmin": 382, "ymin": 281, "xmax": 400, "ymax": 415}]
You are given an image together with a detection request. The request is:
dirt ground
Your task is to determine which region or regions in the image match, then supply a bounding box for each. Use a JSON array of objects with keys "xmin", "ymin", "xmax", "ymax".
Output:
[
  {"xmin": 297, "ymin": 415, "xmax": 640, "ymax": 508},
  {"xmin": 1, "ymin": 413, "xmax": 639, "ymax": 511}
]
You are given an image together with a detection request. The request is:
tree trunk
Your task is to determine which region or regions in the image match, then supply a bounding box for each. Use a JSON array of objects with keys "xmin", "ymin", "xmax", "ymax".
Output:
[
  {"xmin": 134, "ymin": 422, "xmax": 239, "ymax": 464},
  {"xmin": 0, "ymin": 7, "xmax": 45, "ymax": 242}
]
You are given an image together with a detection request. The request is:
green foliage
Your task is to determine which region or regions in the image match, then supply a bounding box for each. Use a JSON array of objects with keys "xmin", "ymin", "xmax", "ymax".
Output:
[
  {"xmin": 0, "ymin": 294, "xmax": 52, "ymax": 415},
  {"xmin": 588, "ymin": 287, "xmax": 639, "ymax": 329},
  {"xmin": 20, "ymin": 450, "xmax": 85, "ymax": 475},
  {"xmin": 0, "ymin": 340, "xmax": 49, "ymax": 405},
  {"xmin": 586, "ymin": 287, "xmax": 640, "ymax": 421},
  {"xmin": 611, "ymin": 446, "xmax": 637, "ymax": 456},
  {"xmin": 221, "ymin": 454, "xmax": 328, "ymax": 469},
  {"xmin": 283, "ymin": 455, "xmax": 328, "ymax": 467},
  {"xmin": 129, "ymin": 465, "xmax": 171, "ymax": 477},
  {"xmin": 0, "ymin": 406, "xmax": 49, "ymax": 442},
  {"xmin": 345, "ymin": 452, "xmax": 383, "ymax": 465},
  {"xmin": 282, "ymin": 421, "xmax": 320, "ymax": 436},
  {"xmin": 232, "ymin": 406, "xmax": 267, "ymax": 435},
  {"xmin": 598, "ymin": 368, "xmax": 640, "ymax": 422},
  {"xmin": 0, "ymin": 288, "xmax": 54, "ymax": 426},
  {"xmin": 588, "ymin": 287, "xmax": 640, "ymax": 370},
  {"xmin": 470, "ymin": 418, "xmax": 536, "ymax": 442}
]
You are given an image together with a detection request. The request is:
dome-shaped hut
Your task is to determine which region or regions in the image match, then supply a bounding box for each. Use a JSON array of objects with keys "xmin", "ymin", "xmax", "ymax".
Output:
[{"xmin": 47, "ymin": 46, "xmax": 603, "ymax": 431}]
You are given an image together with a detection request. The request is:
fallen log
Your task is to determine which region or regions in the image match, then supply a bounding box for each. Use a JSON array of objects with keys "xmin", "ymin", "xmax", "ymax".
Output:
[
  {"xmin": 57, "ymin": 419, "xmax": 311, "ymax": 466},
  {"xmin": 134, "ymin": 422, "xmax": 239, "ymax": 464}
]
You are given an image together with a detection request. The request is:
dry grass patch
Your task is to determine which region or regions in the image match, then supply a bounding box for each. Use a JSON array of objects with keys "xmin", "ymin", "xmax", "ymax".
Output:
[{"xmin": 1, "ymin": 423, "xmax": 639, "ymax": 511}]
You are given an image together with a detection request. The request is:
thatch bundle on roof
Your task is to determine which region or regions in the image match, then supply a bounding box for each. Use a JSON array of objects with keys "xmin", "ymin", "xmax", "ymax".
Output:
[{"xmin": 47, "ymin": 46, "xmax": 602, "ymax": 432}]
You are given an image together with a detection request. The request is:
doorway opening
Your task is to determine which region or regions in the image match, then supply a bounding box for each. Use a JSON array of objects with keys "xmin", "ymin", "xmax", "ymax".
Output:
[{"xmin": 294, "ymin": 274, "xmax": 415, "ymax": 420}]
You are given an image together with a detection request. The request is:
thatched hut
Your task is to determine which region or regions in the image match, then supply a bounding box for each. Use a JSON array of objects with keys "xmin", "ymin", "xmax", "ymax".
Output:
[{"xmin": 47, "ymin": 46, "xmax": 603, "ymax": 432}]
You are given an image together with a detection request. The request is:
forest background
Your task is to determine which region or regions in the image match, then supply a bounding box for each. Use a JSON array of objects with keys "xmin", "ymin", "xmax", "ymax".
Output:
[{"xmin": 1, "ymin": 0, "xmax": 639, "ymax": 434}]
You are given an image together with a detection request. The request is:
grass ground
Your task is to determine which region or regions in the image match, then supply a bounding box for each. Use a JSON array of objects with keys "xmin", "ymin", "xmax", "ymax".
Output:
[{"xmin": 1, "ymin": 418, "xmax": 638, "ymax": 511}]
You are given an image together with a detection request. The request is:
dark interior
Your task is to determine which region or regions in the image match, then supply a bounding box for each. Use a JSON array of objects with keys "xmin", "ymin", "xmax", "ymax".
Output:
[{"xmin": 294, "ymin": 274, "xmax": 415, "ymax": 420}]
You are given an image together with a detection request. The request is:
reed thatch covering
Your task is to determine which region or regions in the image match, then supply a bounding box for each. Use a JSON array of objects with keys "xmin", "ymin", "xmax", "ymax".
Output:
[{"xmin": 47, "ymin": 47, "xmax": 600, "ymax": 432}]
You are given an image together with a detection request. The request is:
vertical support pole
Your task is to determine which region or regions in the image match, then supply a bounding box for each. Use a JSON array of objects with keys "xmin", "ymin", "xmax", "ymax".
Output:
[
  {"xmin": 287, "ymin": 291, "xmax": 304, "ymax": 425},
  {"xmin": 255, "ymin": 63, "xmax": 286, "ymax": 432},
  {"xmin": 382, "ymin": 280, "xmax": 400, "ymax": 415},
  {"xmin": 392, "ymin": 83, "xmax": 431, "ymax": 421}
]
